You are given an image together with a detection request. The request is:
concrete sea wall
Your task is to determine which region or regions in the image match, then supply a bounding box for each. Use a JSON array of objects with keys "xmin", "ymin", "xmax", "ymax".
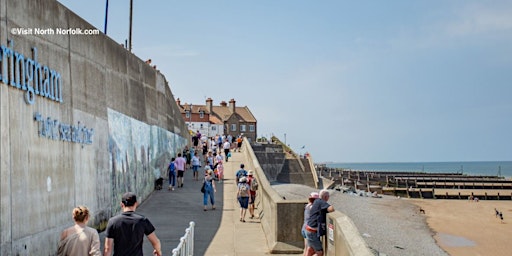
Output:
[
  {"xmin": 0, "ymin": 0, "xmax": 189, "ymax": 255},
  {"xmin": 243, "ymin": 139, "xmax": 374, "ymax": 255}
]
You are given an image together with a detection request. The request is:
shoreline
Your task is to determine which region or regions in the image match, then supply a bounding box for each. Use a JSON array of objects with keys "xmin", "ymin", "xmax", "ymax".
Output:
[
  {"xmin": 409, "ymin": 199, "xmax": 512, "ymax": 256},
  {"xmin": 273, "ymin": 183, "xmax": 512, "ymax": 255}
]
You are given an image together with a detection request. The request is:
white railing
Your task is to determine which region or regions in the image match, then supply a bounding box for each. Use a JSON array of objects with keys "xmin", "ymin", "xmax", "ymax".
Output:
[{"xmin": 171, "ymin": 221, "xmax": 195, "ymax": 256}]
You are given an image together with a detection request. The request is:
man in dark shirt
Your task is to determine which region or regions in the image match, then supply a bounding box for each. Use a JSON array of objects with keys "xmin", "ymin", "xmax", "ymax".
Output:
[
  {"xmin": 104, "ymin": 192, "xmax": 162, "ymax": 256},
  {"xmin": 305, "ymin": 189, "xmax": 335, "ymax": 256}
]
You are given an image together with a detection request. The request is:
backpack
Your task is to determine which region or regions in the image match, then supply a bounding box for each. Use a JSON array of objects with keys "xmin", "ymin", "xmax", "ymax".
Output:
[
  {"xmin": 239, "ymin": 183, "xmax": 249, "ymax": 197},
  {"xmin": 168, "ymin": 162, "xmax": 175, "ymax": 172},
  {"xmin": 236, "ymin": 170, "xmax": 247, "ymax": 181},
  {"xmin": 250, "ymin": 178, "xmax": 259, "ymax": 191}
]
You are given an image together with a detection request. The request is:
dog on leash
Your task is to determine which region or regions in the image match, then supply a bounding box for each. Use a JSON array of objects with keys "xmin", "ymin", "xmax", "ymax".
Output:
[{"xmin": 154, "ymin": 177, "xmax": 164, "ymax": 190}]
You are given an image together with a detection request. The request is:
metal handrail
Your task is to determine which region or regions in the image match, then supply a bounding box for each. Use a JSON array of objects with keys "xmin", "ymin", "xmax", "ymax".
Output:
[{"xmin": 171, "ymin": 221, "xmax": 195, "ymax": 256}]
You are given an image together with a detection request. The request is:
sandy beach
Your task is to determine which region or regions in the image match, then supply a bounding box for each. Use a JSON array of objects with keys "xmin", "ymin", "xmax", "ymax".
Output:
[
  {"xmin": 410, "ymin": 199, "xmax": 512, "ymax": 256},
  {"xmin": 273, "ymin": 183, "xmax": 512, "ymax": 255}
]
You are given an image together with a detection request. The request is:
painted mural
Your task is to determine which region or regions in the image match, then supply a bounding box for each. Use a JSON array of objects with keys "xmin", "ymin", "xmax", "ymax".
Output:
[{"xmin": 107, "ymin": 109, "xmax": 187, "ymax": 213}]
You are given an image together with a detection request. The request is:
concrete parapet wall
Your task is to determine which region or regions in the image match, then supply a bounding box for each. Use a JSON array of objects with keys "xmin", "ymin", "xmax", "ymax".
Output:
[
  {"xmin": 325, "ymin": 212, "xmax": 374, "ymax": 256},
  {"xmin": 0, "ymin": 0, "xmax": 188, "ymax": 255},
  {"xmin": 243, "ymin": 139, "xmax": 374, "ymax": 255},
  {"xmin": 241, "ymin": 139, "xmax": 304, "ymax": 253}
]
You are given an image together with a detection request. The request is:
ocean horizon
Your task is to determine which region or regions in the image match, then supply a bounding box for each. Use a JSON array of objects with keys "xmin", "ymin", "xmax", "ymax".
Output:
[{"xmin": 324, "ymin": 161, "xmax": 512, "ymax": 179}]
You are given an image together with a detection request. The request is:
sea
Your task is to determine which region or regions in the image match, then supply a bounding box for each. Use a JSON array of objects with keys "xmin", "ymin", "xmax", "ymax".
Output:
[{"xmin": 325, "ymin": 161, "xmax": 512, "ymax": 179}]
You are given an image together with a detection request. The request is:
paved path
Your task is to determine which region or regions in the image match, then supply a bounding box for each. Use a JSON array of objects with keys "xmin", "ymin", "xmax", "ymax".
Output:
[{"xmin": 135, "ymin": 150, "xmax": 286, "ymax": 255}]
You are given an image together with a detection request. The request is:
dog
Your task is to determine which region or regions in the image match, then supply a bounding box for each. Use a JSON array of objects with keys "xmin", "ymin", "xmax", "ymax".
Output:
[
  {"xmin": 419, "ymin": 207, "xmax": 425, "ymax": 214},
  {"xmin": 154, "ymin": 177, "xmax": 164, "ymax": 190}
]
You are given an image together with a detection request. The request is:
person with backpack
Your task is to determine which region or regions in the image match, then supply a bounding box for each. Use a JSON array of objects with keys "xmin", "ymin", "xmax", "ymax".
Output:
[
  {"xmin": 237, "ymin": 176, "xmax": 251, "ymax": 222},
  {"xmin": 235, "ymin": 164, "xmax": 247, "ymax": 184},
  {"xmin": 202, "ymin": 168, "xmax": 217, "ymax": 211},
  {"xmin": 247, "ymin": 170, "xmax": 258, "ymax": 219},
  {"xmin": 167, "ymin": 158, "xmax": 176, "ymax": 191}
]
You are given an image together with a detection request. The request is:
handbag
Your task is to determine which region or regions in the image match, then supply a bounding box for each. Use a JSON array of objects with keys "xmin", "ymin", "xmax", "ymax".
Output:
[{"xmin": 200, "ymin": 181, "xmax": 206, "ymax": 193}]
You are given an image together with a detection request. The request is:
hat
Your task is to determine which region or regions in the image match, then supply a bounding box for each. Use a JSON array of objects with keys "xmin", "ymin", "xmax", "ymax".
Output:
[
  {"xmin": 204, "ymin": 166, "xmax": 211, "ymax": 171},
  {"xmin": 309, "ymin": 192, "xmax": 319, "ymax": 199},
  {"xmin": 248, "ymin": 170, "xmax": 254, "ymax": 176},
  {"xmin": 239, "ymin": 177, "xmax": 247, "ymax": 183},
  {"xmin": 122, "ymin": 192, "xmax": 137, "ymax": 206}
]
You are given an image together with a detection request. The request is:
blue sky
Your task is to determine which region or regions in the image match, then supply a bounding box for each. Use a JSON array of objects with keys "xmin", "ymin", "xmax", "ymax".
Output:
[{"xmin": 58, "ymin": 0, "xmax": 512, "ymax": 163}]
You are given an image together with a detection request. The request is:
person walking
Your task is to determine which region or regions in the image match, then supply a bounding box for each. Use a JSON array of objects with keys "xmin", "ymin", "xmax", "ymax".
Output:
[
  {"xmin": 58, "ymin": 206, "xmax": 101, "ymax": 256},
  {"xmin": 236, "ymin": 135, "xmax": 243, "ymax": 152},
  {"xmin": 237, "ymin": 177, "xmax": 251, "ymax": 222},
  {"xmin": 305, "ymin": 189, "xmax": 335, "ymax": 256},
  {"xmin": 203, "ymin": 168, "xmax": 217, "ymax": 211},
  {"xmin": 174, "ymin": 153, "xmax": 186, "ymax": 188},
  {"xmin": 168, "ymin": 158, "xmax": 176, "ymax": 191},
  {"xmin": 235, "ymin": 164, "xmax": 247, "ymax": 184},
  {"xmin": 205, "ymin": 151, "xmax": 214, "ymax": 170},
  {"xmin": 223, "ymin": 139, "xmax": 231, "ymax": 162},
  {"xmin": 191, "ymin": 154, "xmax": 201, "ymax": 181},
  {"xmin": 247, "ymin": 170, "xmax": 258, "ymax": 219},
  {"xmin": 104, "ymin": 192, "xmax": 162, "ymax": 256}
]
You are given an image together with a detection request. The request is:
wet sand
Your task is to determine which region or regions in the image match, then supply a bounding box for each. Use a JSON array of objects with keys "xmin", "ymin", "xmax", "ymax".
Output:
[{"xmin": 410, "ymin": 199, "xmax": 512, "ymax": 256}]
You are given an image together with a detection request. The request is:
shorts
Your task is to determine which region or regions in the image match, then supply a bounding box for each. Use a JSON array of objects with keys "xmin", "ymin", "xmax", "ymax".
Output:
[
  {"xmin": 238, "ymin": 196, "xmax": 249, "ymax": 209},
  {"xmin": 177, "ymin": 170, "xmax": 184, "ymax": 178},
  {"xmin": 249, "ymin": 194, "xmax": 256, "ymax": 204},
  {"xmin": 305, "ymin": 229, "xmax": 323, "ymax": 252},
  {"xmin": 192, "ymin": 165, "xmax": 199, "ymax": 172}
]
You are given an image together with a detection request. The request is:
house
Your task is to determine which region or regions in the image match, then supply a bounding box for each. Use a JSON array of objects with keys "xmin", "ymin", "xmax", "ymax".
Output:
[{"xmin": 177, "ymin": 98, "xmax": 257, "ymax": 142}]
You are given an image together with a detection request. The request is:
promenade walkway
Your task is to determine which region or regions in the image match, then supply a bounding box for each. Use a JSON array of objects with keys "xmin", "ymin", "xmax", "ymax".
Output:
[{"xmin": 136, "ymin": 150, "xmax": 290, "ymax": 255}]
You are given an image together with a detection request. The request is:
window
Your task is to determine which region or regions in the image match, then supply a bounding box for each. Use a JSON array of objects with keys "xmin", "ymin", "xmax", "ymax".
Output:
[
  {"xmin": 212, "ymin": 126, "xmax": 216, "ymax": 131},
  {"xmin": 231, "ymin": 124, "xmax": 237, "ymax": 131},
  {"xmin": 199, "ymin": 111, "xmax": 204, "ymax": 118},
  {"xmin": 185, "ymin": 111, "xmax": 190, "ymax": 118},
  {"xmin": 200, "ymin": 124, "xmax": 203, "ymax": 128},
  {"xmin": 249, "ymin": 125, "xmax": 255, "ymax": 132},
  {"xmin": 240, "ymin": 125, "xmax": 246, "ymax": 132}
]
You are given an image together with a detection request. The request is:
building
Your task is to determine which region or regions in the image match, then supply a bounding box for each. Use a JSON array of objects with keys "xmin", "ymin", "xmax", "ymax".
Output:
[{"xmin": 177, "ymin": 98, "xmax": 257, "ymax": 142}]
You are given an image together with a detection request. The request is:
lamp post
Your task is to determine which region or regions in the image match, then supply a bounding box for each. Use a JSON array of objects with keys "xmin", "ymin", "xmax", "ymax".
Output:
[{"xmin": 189, "ymin": 103, "xmax": 192, "ymax": 130}]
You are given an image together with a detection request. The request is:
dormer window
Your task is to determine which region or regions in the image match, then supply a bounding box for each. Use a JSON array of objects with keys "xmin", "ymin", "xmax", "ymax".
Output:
[
  {"xmin": 185, "ymin": 111, "xmax": 191, "ymax": 118},
  {"xmin": 199, "ymin": 111, "xmax": 204, "ymax": 118}
]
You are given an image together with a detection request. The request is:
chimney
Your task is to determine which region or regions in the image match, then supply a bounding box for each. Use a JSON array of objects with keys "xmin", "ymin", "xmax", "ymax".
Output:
[
  {"xmin": 176, "ymin": 98, "xmax": 181, "ymax": 106},
  {"xmin": 229, "ymin": 98, "xmax": 236, "ymax": 113},
  {"xmin": 206, "ymin": 98, "xmax": 213, "ymax": 113},
  {"xmin": 220, "ymin": 101, "xmax": 227, "ymax": 107}
]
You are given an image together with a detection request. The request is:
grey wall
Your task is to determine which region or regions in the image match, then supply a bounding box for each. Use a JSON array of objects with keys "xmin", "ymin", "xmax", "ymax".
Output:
[{"xmin": 0, "ymin": 0, "xmax": 189, "ymax": 255}]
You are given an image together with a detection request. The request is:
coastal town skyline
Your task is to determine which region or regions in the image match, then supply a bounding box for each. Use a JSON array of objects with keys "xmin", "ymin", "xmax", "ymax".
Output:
[{"xmin": 58, "ymin": 0, "xmax": 512, "ymax": 163}]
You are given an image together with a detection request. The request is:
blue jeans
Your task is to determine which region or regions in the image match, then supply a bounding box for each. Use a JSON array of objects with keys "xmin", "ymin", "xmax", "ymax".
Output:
[
  {"xmin": 203, "ymin": 187, "xmax": 215, "ymax": 206},
  {"xmin": 169, "ymin": 171, "xmax": 176, "ymax": 186}
]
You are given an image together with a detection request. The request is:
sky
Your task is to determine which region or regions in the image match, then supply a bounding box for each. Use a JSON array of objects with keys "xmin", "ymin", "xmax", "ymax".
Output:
[{"xmin": 57, "ymin": 0, "xmax": 512, "ymax": 163}]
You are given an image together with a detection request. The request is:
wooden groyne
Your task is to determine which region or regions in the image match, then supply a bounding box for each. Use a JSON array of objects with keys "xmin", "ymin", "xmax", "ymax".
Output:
[{"xmin": 317, "ymin": 165, "xmax": 512, "ymax": 200}]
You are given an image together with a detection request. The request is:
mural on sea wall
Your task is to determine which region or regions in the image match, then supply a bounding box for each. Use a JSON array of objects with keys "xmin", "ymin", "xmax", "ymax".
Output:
[{"xmin": 108, "ymin": 109, "xmax": 187, "ymax": 213}]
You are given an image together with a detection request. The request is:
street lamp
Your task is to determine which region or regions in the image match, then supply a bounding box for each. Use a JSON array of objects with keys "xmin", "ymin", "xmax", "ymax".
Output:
[{"xmin": 189, "ymin": 103, "xmax": 192, "ymax": 130}]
